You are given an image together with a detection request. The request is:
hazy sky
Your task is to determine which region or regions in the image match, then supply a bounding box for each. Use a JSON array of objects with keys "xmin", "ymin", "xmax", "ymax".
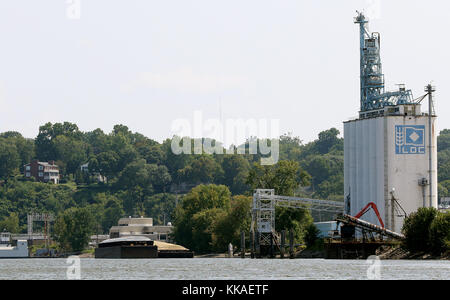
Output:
[{"xmin": 0, "ymin": 0, "xmax": 448, "ymax": 144}]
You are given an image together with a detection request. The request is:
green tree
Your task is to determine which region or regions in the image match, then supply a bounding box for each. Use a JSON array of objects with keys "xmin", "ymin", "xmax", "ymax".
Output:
[
  {"xmin": 53, "ymin": 207, "xmax": 95, "ymax": 252},
  {"xmin": 0, "ymin": 140, "xmax": 20, "ymax": 179},
  {"xmin": 246, "ymin": 160, "xmax": 304, "ymax": 196},
  {"xmin": 89, "ymin": 151, "xmax": 120, "ymax": 180},
  {"xmin": 101, "ymin": 196, "xmax": 125, "ymax": 232},
  {"xmin": 143, "ymin": 193, "xmax": 177, "ymax": 225},
  {"xmin": 172, "ymin": 184, "xmax": 231, "ymax": 251},
  {"xmin": 178, "ymin": 155, "xmax": 223, "ymax": 185},
  {"xmin": 402, "ymin": 207, "xmax": 438, "ymax": 253},
  {"xmin": 53, "ymin": 135, "xmax": 88, "ymax": 175},
  {"xmin": 437, "ymin": 129, "xmax": 450, "ymax": 152},
  {"xmin": 0, "ymin": 213, "xmax": 20, "ymax": 233},
  {"xmin": 275, "ymin": 206, "xmax": 314, "ymax": 244},
  {"xmin": 191, "ymin": 208, "xmax": 227, "ymax": 253},
  {"xmin": 304, "ymin": 223, "xmax": 320, "ymax": 248},
  {"xmin": 0, "ymin": 132, "xmax": 35, "ymax": 172},
  {"xmin": 315, "ymin": 128, "xmax": 342, "ymax": 154},
  {"xmin": 35, "ymin": 122, "xmax": 82, "ymax": 161},
  {"xmin": 221, "ymin": 155, "xmax": 250, "ymax": 195},
  {"xmin": 161, "ymin": 137, "xmax": 193, "ymax": 182},
  {"xmin": 212, "ymin": 195, "xmax": 252, "ymax": 252},
  {"xmin": 429, "ymin": 212, "xmax": 450, "ymax": 255},
  {"xmin": 116, "ymin": 159, "xmax": 171, "ymax": 194}
]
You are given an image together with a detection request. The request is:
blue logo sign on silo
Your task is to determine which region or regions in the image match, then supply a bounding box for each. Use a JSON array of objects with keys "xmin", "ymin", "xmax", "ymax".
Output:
[{"xmin": 395, "ymin": 125, "xmax": 425, "ymax": 154}]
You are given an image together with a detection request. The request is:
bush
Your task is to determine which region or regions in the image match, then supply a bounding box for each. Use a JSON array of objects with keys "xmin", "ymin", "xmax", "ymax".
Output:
[
  {"xmin": 402, "ymin": 207, "xmax": 438, "ymax": 252},
  {"xmin": 429, "ymin": 212, "xmax": 450, "ymax": 255},
  {"xmin": 304, "ymin": 223, "xmax": 320, "ymax": 248}
]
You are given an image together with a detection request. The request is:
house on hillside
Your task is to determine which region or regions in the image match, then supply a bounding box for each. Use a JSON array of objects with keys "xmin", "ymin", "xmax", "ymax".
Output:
[
  {"xmin": 80, "ymin": 162, "xmax": 107, "ymax": 183},
  {"xmin": 24, "ymin": 160, "xmax": 60, "ymax": 184}
]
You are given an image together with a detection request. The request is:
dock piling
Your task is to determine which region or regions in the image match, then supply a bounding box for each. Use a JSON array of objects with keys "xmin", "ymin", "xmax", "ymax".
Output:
[
  {"xmin": 250, "ymin": 230, "xmax": 255, "ymax": 259},
  {"xmin": 289, "ymin": 229, "xmax": 294, "ymax": 259},
  {"xmin": 240, "ymin": 231, "xmax": 245, "ymax": 259},
  {"xmin": 280, "ymin": 230, "xmax": 286, "ymax": 259}
]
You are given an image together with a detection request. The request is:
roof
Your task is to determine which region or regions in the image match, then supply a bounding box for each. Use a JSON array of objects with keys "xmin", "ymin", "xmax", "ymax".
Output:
[
  {"xmin": 99, "ymin": 235, "xmax": 151, "ymax": 245},
  {"xmin": 24, "ymin": 161, "xmax": 59, "ymax": 167}
]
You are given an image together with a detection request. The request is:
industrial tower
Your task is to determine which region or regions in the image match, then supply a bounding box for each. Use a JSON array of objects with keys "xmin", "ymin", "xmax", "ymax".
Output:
[{"xmin": 344, "ymin": 12, "xmax": 438, "ymax": 233}]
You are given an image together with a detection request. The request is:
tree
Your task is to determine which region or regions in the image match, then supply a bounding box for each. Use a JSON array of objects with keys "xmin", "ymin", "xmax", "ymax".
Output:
[
  {"xmin": 179, "ymin": 184, "xmax": 231, "ymax": 216},
  {"xmin": 116, "ymin": 159, "xmax": 171, "ymax": 194},
  {"xmin": 53, "ymin": 207, "xmax": 95, "ymax": 252},
  {"xmin": 429, "ymin": 212, "xmax": 450, "ymax": 255},
  {"xmin": 172, "ymin": 184, "xmax": 231, "ymax": 251},
  {"xmin": 140, "ymin": 144, "xmax": 166, "ymax": 165},
  {"xmin": 246, "ymin": 160, "xmax": 303, "ymax": 196},
  {"xmin": 177, "ymin": 155, "xmax": 223, "ymax": 185},
  {"xmin": 101, "ymin": 196, "xmax": 125, "ymax": 233},
  {"xmin": 316, "ymin": 128, "xmax": 342, "ymax": 154},
  {"xmin": 0, "ymin": 140, "xmax": 20, "ymax": 179},
  {"xmin": 437, "ymin": 129, "xmax": 450, "ymax": 152},
  {"xmin": 212, "ymin": 195, "xmax": 252, "ymax": 251},
  {"xmin": 143, "ymin": 193, "xmax": 177, "ymax": 225},
  {"xmin": 304, "ymin": 223, "xmax": 321, "ymax": 248},
  {"xmin": 275, "ymin": 206, "xmax": 314, "ymax": 244},
  {"xmin": 0, "ymin": 132, "xmax": 35, "ymax": 172},
  {"xmin": 35, "ymin": 122, "xmax": 82, "ymax": 161},
  {"xmin": 402, "ymin": 207, "xmax": 438, "ymax": 253},
  {"xmin": 53, "ymin": 135, "xmax": 88, "ymax": 175},
  {"xmin": 89, "ymin": 151, "xmax": 120, "ymax": 180},
  {"xmin": 221, "ymin": 155, "xmax": 250, "ymax": 195},
  {"xmin": 161, "ymin": 137, "xmax": 192, "ymax": 181},
  {"xmin": 191, "ymin": 208, "xmax": 227, "ymax": 253},
  {"xmin": 84, "ymin": 128, "xmax": 109, "ymax": 155},
  {"xmin": 0, "ymin": 213, "xmax": 20, "ymax": 233},
  {"xmin": 279, "ymin": 133, "xmax": 303, "ymax": 161}
]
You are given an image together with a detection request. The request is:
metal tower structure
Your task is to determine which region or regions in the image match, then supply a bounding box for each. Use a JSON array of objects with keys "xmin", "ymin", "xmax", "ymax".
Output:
[
  {"xmin": 251, "ymin": 189, "xmax": 344, "ymax": 253},
  {"xmin": 354, "ymin": 11, "xmax": 414, "ymax": 112},
  {"xmin": 27, "ymin": 213, "xmax": 55, "ymax": 248}
]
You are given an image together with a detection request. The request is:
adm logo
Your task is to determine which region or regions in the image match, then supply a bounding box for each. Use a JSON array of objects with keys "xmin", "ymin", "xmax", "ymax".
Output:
[{"xmin": 395, "ymin": 125, "xmax": 425, "ymax": 154}]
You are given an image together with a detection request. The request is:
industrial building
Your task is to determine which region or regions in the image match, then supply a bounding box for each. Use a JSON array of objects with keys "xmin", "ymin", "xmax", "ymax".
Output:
[
  {"xmin": 344, "ymin": 12, "xmax": 438, "ymax": 234},
  {"xmin": 109, "ymin": 217, "xmax": 172, "ymax": 242}
]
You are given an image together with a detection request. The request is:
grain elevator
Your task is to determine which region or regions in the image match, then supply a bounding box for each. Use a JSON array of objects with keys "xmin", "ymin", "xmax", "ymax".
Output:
[{"xmin": 344, "ymin": 12, "xmax": 438, "ymax": 233}]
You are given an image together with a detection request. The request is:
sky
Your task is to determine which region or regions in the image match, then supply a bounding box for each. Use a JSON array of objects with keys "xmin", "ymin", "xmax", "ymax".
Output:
[{"xmin": 0, "ymin": 0, "xmax": 449, "ymax": 144}]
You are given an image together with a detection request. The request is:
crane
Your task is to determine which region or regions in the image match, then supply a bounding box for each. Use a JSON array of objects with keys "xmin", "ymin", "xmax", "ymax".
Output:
[
  {"xmin": 353, "ymin": 202, "xmax": 384, "ymax": 228},
  {"xmin": 334, "ymin": 202, "xmax": 405, "ymax": 241}
]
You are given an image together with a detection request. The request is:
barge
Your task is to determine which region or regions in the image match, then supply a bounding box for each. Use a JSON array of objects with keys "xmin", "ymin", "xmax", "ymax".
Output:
[{"xmin": 95, "ymin": 236, "xmax": 193, "ymax": 258}]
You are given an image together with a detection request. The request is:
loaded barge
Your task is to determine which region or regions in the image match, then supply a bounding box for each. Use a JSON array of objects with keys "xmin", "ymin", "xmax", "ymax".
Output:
[{"xmin": 95, "ymin": 236, "xmax": 194, "ymax": 258}]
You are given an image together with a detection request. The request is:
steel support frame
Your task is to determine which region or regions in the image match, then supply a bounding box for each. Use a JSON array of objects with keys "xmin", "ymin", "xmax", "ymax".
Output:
[{"xmin": 251, "ymin": 189, "xmax": 345, "ymax": 251}]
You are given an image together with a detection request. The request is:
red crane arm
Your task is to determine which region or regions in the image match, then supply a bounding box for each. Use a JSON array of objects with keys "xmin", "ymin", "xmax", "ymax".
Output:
[{"xmin": 354, "ymin": 202, "xmax": 385, "ymax": 228}]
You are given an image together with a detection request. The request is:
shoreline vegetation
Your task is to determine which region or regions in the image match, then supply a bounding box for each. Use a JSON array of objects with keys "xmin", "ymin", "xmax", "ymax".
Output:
[{"xmin": 1, "ymin": 123, "xmax": 449, "ymax": 257}]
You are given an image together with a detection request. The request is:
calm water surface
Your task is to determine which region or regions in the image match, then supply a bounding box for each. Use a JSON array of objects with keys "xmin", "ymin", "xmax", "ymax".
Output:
[{"xmin": 0, "ymin": 258, "xmax": 448, "ymax": 280}]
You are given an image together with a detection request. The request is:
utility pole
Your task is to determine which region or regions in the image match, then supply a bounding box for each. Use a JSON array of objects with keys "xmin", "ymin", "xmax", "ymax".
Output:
[{"xmin": 426, "ymin": 84, "xmax": 435, "ymax": 208}]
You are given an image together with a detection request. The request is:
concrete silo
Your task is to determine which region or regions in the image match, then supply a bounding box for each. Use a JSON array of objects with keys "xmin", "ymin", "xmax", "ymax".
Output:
[{"xmin": 344, "ymin": 12, "xmax": 438, "ymax": 233}]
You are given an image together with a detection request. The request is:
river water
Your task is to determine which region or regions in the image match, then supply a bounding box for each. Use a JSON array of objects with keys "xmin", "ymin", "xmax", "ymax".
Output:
[{"xmin": 0, "ymin": 258, "xmax": 448, "ymax": 280}]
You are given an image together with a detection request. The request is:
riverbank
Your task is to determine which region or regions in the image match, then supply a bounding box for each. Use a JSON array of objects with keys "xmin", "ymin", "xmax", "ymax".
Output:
[
  {"xmin": 376, "ymin": 245, "xmax": 450, "ymax": 260},
  {"xmin": 58, "ymin": 246, "xmax": 450, "ymax": 260}
]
